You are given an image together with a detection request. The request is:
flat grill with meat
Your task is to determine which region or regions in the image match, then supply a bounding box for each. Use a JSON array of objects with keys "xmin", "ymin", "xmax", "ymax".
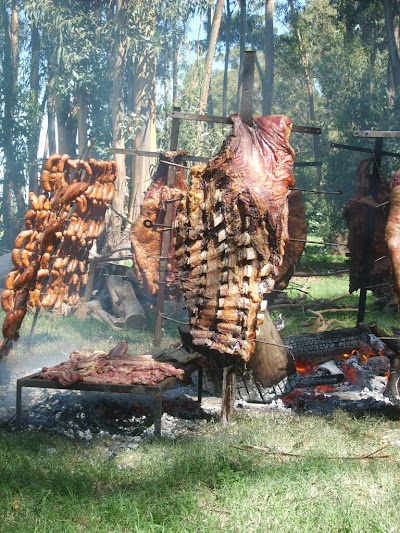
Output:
[{"xmin": 36, "ymin": 347, "xmax": 185, "ymax": 387}]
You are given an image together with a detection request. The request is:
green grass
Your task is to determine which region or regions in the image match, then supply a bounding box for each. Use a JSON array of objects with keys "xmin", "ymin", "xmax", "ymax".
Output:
[
  {"xmin": 1, "ymin": 245, "xmax": 400, "ymax": 532},
  {"xmin": 296, "ymin": 243, "xmax": 348, "ymax": 273},
  {"xmin": 0, "ymin": 309, "xmax": 181, "ymax": 364},
  {"xmin": 272, "ymin": 274, "xmax": 400, "ymax": 336},
  {"xmin": 1, "ymin": 411, "xmax": 400, "ymax": 532}
]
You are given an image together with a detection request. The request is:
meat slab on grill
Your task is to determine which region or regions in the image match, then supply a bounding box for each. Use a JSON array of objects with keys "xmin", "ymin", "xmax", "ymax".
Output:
[
  {"xmin": 130, "ymin": 151, "xmax": 188, "ymax": 295},
  {"xmin": 174, "ymin": 114, "xmax": 295, "ymax": 363},
  {"xmin": 344, "ymin": 157, "xmax": 391, "ymax": 295},
  {"xmin": 37, "ymin": 348, "xmax": 185, "ymax": 387}
]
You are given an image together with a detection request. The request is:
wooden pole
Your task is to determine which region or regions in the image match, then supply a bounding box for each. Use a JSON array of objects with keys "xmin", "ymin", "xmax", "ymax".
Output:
[
  {"xmin": 153, "ymin": 106, "xmax": 181, "ymax": 347},
  {"xmin": 221, "ymin": 366, "xmax": 236, "ymax": 424},
  {"xmin": 219, "ymin": 50, "xmax": 256, "ymax": 421},
  {"xmin": 240, "ymin": 51, "xmax": 256, "ymax": 125}
]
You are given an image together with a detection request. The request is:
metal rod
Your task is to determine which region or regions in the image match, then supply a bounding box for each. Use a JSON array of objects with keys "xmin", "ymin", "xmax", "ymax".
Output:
[
  {"xmin": 143, "ymin": 219, "xmax": 172, "ymax": 229},
  {"xmin": 289, "ymin": 238, "xmax": 343, "ymax": 247},
  {"xmin": 169, "ymin": 111, "xmax": 322, "ymax": 134},
  {"xmin": 160, "ymin": 314, "xmax": 189, "ymax": 325},
  {"xmin": 365, "ymin": 282, "xmax": 392, "ymax": 289},
  {"xmin": 109, "ymin": 204, "xmax": 135, "ymax": 226},
  {"xmin": 290, "ymin": 188, "xmax": 342, "ymax": 195},
  {"xmin": 354, "ymin": 130, "xmax": 400, "ymax": 139},
  {"xmin": 160, "ymin": 160, "xmax": 188, "ymax": 170},
  {"xmin": 164, "ymin": 196, "xmax": 184, "ymax": 204},
  {"xmin": 330, "ymin": 142, "xmax": 400, "ymax": 159},
  {"xmin": 112, "ymin": 148, "xmax": 321, "ymax": 167},
  {"xmin": 255, "ymin": 339, "xmax": 291, "ymax": 349},
  {"xmin": 294, "ymin": 162, "xmax": 322, "ymax": 167}
]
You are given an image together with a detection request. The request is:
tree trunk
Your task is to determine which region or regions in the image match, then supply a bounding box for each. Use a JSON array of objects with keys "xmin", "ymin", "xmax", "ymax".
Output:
[
  {"xmin": 289, "ymin": 3, "xmax": 322, "ymax": 188},
  {"xmin": 125, "ymin": 64, "xmax": 135, "ymax": 213},
  {"xmin": 56, "ymin": 94, "xmax": 77, "ymax": 156},
  {"xmin": 262, "ymin": 0, "xmax": 274, "ymax": 115},
  {"xmin": 237, "ymin": 0, "xmax": 247, "ymax": 110},
  {"xmin": 105, "ymin": 0, "xmax": 127, "ymax": 251},
  {"xmin": 222, "ymin": 0, "xmax": 232, "ymax": 117},
  {"xmin": 128, "ymin": 53, "xmax": 157, "ymax": 223},
  {"xmin": 383, "ymin": 0, "xmax": 400, "ymax": 96},
  {"xmin": 47, "ymin": 92, "xmax": 57, "ymax": 154},
  {"xmin": 10, "ymin": 0, "xmax": 18, "ymax": 87},
  {"xmin": 196, "ymin": 0, "xmax": 224, "ymax": 150},
  {"xmin": 198, "ymin": 0, "xmax": 224, "ymax": 115},
  {"xmin": 77, "ymin": 85, "xmax": 88, "ymax": 156},
  {"xmin": 0, "ymin": 0, "xmax": 21, "ymax": 250},
  {"xmin": 27, "ymin": 22, "xmax": 41, "ymax": 193},
  {"xmin": 172, "ymin": 31, "xmax": 182, "ymax": 107}
]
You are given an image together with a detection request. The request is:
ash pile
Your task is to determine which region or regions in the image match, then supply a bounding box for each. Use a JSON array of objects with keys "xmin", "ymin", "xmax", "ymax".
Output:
[{"xmin": 0, "ymin": 343, "xmax": 217, "ymax": 442}]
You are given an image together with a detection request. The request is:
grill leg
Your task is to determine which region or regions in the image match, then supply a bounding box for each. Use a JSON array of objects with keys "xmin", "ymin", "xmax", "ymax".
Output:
[
  {"xmin": 197, "ymin": 366, "xmax": 203, "ymax": 404},
  {"xmin": 16, "ymin": 381, "xmax": 22, "ymax": 430},
  {"xmin": 154, "ymin": 390, "xmax": 162, "ymax": 437}
]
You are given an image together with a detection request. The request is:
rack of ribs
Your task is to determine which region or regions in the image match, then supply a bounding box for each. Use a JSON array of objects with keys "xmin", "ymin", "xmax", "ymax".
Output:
[{"xmin": 174, "ymin": 114, "xmax": 295, "ymax": 363}]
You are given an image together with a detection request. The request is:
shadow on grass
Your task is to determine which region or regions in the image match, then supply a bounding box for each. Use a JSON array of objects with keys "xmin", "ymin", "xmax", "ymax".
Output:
[{"xmin": 2, "ymin": 414, "xmax": 399, "ymax": 532}]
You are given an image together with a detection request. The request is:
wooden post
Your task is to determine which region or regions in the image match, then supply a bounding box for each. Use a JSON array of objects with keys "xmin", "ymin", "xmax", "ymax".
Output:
[
  {"xmin": 219, "ymin": 52, "xmax": 255, "ymax": 414},
  {"xmin": 153, "ymin": 106, "xmax": 181, "ymax": 347},
  {"xmin": 221, "ymin": 366, "xmax": 236, "ymax": 424},
  {"xmin": 240, "ymin": 51, "xmax": 256, "ymax": 125}
]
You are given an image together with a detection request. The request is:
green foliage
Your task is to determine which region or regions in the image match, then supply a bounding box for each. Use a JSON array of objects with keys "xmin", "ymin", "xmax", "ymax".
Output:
[{"xmin": 0, "ymin": 0, "xmax": 399, "ymax": 243}]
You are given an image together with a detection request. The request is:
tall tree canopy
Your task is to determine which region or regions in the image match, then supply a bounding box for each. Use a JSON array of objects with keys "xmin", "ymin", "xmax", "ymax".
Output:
[{"xmin": 0, "ymin": 0, "xmax": 398, "ymax": 249}]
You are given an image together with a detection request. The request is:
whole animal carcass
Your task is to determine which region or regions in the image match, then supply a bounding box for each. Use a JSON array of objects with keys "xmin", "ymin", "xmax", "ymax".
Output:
[
  {"xmin": 385, "ymin": 170, "xmax": 400, "ymax": 299},
  {"xmin": 130, "ymin": 151, "xmax": 188, "ymax": 296},
  {"xmin": 174, "ymin": 114, "xmax": 295, "ymax": 363},
  {"xmin": 344, "ymin": 157, "xmax": 391, "ymax": 296}
]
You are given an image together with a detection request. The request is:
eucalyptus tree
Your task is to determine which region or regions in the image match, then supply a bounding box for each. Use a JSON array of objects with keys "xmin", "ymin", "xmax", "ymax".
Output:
[
  {"xmin": 0, "ymin": 0, "xmax": 31, "ymax": 249},
  {"xmin": 275, "ymin": 0, "xmax": 393, "ymax": 238}
]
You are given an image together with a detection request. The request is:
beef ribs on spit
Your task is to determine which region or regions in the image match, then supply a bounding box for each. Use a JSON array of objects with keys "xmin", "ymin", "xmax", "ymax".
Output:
[{"xmin": 174, "ymin": 114, "xmax": 295, "ymax": 363}]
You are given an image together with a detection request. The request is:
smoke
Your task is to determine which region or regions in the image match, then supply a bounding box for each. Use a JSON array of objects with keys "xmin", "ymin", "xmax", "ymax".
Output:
[{"xmin": 0, "ymin": 339, "xmax": 78, "ymax": 423}]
